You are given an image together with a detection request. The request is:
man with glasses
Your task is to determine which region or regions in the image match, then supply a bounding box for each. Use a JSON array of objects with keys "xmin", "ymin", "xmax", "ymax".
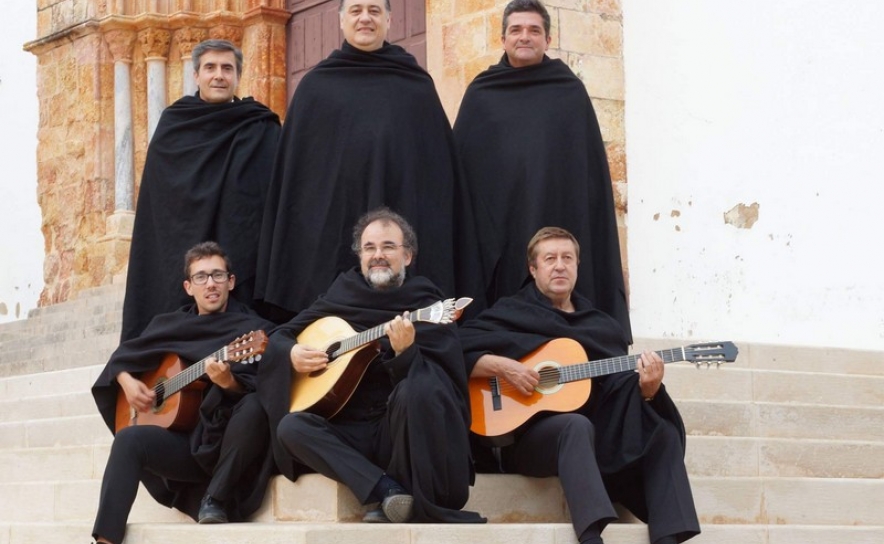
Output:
[
  {"xmin": 121, "ymin": 39, "xmax": 280, "ymax": 341},
  {"xmin": 91, "ymin": 242, "xmax": 275, "ymax": 544},
  {"xmin": 257, "ymin": 208, "xmax": 484, "ymax": 524}
]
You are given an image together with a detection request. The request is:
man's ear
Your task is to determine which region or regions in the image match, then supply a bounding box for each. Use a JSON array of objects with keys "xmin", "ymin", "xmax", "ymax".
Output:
[
  {"xmin": 228, "ymin": 274, "xmax": 236, "ymax": 291},
  {"xmin": 184, "ymin": 280, "xmax": 194, "ymax": 297}
]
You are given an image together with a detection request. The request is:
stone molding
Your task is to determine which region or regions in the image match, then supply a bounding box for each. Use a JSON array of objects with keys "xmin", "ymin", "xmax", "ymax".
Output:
[{"xmin": 138, "ymin": 27, "xmax": 172, "ymax": 60}]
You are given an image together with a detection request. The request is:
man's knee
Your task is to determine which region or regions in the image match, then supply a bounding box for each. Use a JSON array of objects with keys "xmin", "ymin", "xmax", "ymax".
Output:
[{"xmin": 277, "ymin": 412, "xmax": 323, "ymax": 452}]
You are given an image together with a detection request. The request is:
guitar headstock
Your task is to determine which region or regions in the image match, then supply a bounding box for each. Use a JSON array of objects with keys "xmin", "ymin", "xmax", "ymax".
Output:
[
  {"xmin": 226, "ymin": 330, "xmax": 268, "ymax": 365},
  {"xmin": 415, "ymin": 298, "xmax": 474, "ymax": 325},
  {"xmin": 684, "ymin": 341, "xmax": 739, "ymax": 368}
]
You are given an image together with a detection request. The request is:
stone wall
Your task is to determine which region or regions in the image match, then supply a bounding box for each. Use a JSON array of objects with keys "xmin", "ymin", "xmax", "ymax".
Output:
[
  {"xmin": 427, "ymin": 0, "xmax": 629, "ymax": 286},
  {"xmin": 25, "ymin": 0, "xmax": 289, "ymax": 307}
]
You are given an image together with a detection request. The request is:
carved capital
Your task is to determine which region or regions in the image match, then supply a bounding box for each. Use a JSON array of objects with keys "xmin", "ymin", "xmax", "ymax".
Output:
[
  {"xmin": 209, "ymin": 25, "xmax": 244, "ymax": 47},
  {"xmin": 175, "ymin": 27, "xmax": 209, "ymax": 58},
  {"xmin": 105, "ymin": 29, "xmax": 137, "ymax": 63},
  {"xmin": 138, "ymin": 28, "xmax": 172, "ymax": 60}
]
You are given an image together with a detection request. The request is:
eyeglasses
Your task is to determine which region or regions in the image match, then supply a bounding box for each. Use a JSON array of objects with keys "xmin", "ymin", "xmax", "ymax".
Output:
[
  {"xmin": 189, "ymin": 270, "xmax": 231, "ymax": 285},
  {"xmin": 360, "ymin": 243, "xmax": 406, "ymax": 256}
]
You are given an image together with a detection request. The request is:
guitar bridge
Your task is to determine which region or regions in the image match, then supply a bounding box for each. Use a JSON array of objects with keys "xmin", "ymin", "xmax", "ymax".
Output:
[{"xmin": 490, "ymin": 377, "xmax": 502, "ymax": 411}]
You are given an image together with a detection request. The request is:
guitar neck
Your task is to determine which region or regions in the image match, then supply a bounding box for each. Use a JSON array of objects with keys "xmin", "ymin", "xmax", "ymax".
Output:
[
  {"xmin": 158, "ymin": 346, "xmax": 227, "ymax": 397},
  {"xmin": 331, "ymin": 306, "xmax": 435, "ymax": 358},
  {"xmin": 561, "ymin": 347, "xmax": 688, "ymax": 384}
]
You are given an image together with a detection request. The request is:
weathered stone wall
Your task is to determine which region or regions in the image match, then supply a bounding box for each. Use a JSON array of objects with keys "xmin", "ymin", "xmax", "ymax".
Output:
[
  {"xmin": 26, "ymin": 0, "xmax": 289, "ymax": 307},
  {"xmin": 427, "ymin": 0, "xmax": 629, "ymax": 286}
]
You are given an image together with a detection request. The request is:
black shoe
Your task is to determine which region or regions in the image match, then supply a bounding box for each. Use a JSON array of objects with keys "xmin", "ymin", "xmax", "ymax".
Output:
[
  {"xmin": 198, "ymin": 494, "xmax": 228, "ymax": 524},
  {"xmin": 380, "ymin": 487, "xmax": 414, "ymax": 523}
]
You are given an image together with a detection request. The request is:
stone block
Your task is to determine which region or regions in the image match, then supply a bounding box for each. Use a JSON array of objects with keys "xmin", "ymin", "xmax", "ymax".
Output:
[{"xmin": 559, "ymin": 10, "xmax": 621, "ymax": 58}]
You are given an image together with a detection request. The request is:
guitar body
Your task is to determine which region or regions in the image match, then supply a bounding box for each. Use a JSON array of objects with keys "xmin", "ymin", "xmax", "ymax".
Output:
[
  {"xmin": 114, "ymin": 353, "xmax": 207, "ymax": 433},
  {"xmin": 469, "ymin": 338, "xmax": 592, "ymax": 445},
  {"xmin": 290, "ymin": 316, "xmax": 381, "ymax": 418}
]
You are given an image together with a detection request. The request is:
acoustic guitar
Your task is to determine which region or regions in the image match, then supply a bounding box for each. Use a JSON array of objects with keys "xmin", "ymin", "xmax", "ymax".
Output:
[
  {"xmin": 290, "ymin": 298, "xmax": 472, "ymax": 418},
  {"xmin": 114, "ymin": 330, "xmax": 268, "ymax": 433},
  {"xmin": 469, "ymin": 338, "xmax": 738, "ymax": 445}
]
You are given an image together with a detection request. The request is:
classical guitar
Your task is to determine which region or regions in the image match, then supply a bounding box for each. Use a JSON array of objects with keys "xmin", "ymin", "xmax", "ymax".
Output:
[
  {"xmin": 469, "ymin": 338, "xmax": 738, "ymax": 445},
  {"xmin": 114, "ymin": 330, "xmax": 268, "ymax": 433},
  {"xmin": 290, "ymin": 298, "xmax": 473, "ymax": 418}
]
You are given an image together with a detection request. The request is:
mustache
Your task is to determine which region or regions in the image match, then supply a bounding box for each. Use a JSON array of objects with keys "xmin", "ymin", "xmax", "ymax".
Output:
[{"xmin": 369, "ymin": 258, "xmax": 390, "ymax": 267}]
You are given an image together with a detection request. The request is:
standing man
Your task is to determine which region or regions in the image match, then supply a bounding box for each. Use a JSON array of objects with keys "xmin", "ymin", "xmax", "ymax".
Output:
[
  {"xmin": 92, "ymin": 242, "xmax": 276, "ymax": 544},
  {"xmin": 121, "ymin": 39, "xmax": 280, "ymax": 341},
  {"xmin": 459, "ymin": 227, "xmax": 699, "ymax": 544},
  {"xmin": 255, "ymin": 0, "xmax": 491, "ymax": 321},
  {"xmin": 257, "ymin": 208, "xmax": 484, "ymax": 524},
  {"xmin": 453, "ymin": 0, "xmax": 631, "ymax": 341}
]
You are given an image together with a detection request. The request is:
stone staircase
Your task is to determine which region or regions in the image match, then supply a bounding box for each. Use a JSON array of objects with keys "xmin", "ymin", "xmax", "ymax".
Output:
[{"xmin": 0, "ymin": 284, "xmax": 882, "ymax": 544}]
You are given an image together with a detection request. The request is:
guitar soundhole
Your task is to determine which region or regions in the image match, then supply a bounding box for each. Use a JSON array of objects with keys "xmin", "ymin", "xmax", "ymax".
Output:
[
  {"xmin": 153, "ymin": 381, "xmax": 167, "ymax": 413},
  {"xmin": 534, "ymin": 362, "xmax": 564, "ymax": 395},
  {"xmin": 325, "ymin": 342, "xmax": 341, "ymax": 362}
]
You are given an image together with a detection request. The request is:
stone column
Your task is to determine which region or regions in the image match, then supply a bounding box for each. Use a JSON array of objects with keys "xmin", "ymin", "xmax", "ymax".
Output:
[
  {"xmin": 105, "ymin": 29, "xmax": 137, "ymax": 213},
  {"xmin": 138, "ymin": 28, "xmax": 171, "ymax": 141},
  {"xmin": 175, "ymin": 27, "xmax": 208, "ymax": 96}
]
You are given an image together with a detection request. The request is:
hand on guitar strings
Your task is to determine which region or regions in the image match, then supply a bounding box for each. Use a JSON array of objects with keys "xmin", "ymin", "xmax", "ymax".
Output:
[
  {"xmin": 117, "ymin": 371, "xmax": 157, "ymax": 412},
  {"xmin": 384, "ymin": 312, "xmax": 415, "ymax": 356},
  {"xmin": 473, "ymin": 354, "xmax": 540, "ymax": 397},
  {"xmin": 290, "ymin": 343, "xmax": 330, "ymax": 373},
  {"xmin": 635, "ymin": 350, "xmax": 664, "ymax": 400},
  {"xmin": 205, "ymin": 357, "xmax": 243, "ymax": 393}
]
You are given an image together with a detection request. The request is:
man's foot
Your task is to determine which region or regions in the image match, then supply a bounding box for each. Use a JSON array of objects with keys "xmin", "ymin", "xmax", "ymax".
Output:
[
  {"xmin": 380, "ymin": 487, "xmax": 414, "ymax": 523},
  {"xmin": 198, "ymin": 494, "xmax": 228, "ymax": 524},
  {"xmin": 362, "ymin": 507, "xmax": 391, "ymax": 523}
]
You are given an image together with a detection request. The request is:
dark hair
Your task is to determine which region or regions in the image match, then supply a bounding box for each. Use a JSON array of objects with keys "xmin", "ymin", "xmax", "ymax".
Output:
[
  {"xmin": 339, "ymin": 0, "xmax": 391, "ymax": 13},
  {"xmin": 351, "ymin": 207, "xmax": 418, "ymax": 257},
  {"xmin": 183, "ymin": 241, "xmax": 233, "ymax": 279},
  {"xmin": 192, "ymin": 39, "xmax": 243, "ymax": 76},
  {"xmin": 526, "ymin": 226, "xmax": 580, "ymax": 266},
  {"xmin": 502, "ymin": 0, "xmax": 551, "ymax": 37}
]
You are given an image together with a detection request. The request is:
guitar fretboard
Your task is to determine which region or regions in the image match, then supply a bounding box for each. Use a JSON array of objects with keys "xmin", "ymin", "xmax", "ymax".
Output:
[
  {"xmin": 154, "ymin": 347, "xmax": 226, "ymax": 400},
  {"xmin": 557, "ymin": 347, "xmax": 688, "ymax": 384},
  {"xmin": 330, "ymin": 306, "xmax": 435, "ymax": 358}
]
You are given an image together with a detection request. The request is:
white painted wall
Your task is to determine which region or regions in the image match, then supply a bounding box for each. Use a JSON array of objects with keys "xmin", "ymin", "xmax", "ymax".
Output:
[
  {"xmin": 0, "ymin": 0, "xmax": 42, "ymax": 323},
  {"xmin": 624, "ymin": 0, "xmax": 884, "ymax": 351}
]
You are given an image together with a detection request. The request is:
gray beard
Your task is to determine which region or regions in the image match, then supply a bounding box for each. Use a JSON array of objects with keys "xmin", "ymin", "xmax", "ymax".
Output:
[{"xmin": 366, "ymin": 266, "xmax": 406, "ymax": 290}]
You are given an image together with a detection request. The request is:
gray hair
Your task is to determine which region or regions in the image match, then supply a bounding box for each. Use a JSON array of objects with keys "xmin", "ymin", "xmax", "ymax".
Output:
[
  {"xmin": 351, "ymin": 207, "xmax": 418, "ymax": 258},
  {"xmin": 192, "ymin": 39, "xmax": 243, "ymax": 76}
]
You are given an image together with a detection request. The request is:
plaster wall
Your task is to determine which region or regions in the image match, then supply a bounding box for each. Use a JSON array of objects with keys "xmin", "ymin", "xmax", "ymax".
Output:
[
  {"xmin": 624, "ymin": 0, "xmax": 884, "ymax": 350},
  {"xmin": 0, "ymin": 0, "xmax": 42, "ymax": 323}
]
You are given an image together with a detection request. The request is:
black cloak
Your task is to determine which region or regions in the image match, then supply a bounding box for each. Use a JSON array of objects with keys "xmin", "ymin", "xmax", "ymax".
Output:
[
  {"xmin": 121, "ymin": 94, "xmax": 280, "ymax": 341},
  {"xmin": 92, "ymin": 299, "xmax": 276, "ymax": 521},
  {"xmin": 453, "ymin": 55, "xmax": 631, "ymax": 342},
  {"xmin": 458, "ymin": 284, "xmax": 691, "ymax": 524},
  {"xmin": 255, "ymin": 41, "xmax": 492, "ymax": 320},
  {"xmin": 256, "ymin": 268, "xmax": 484, "ymax": 523}
]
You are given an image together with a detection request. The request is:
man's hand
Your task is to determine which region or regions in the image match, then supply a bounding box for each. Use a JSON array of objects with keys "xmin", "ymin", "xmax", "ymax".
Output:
[
  {"xmin": 205, "ymin": 357, "xmax": 242, "ymax": 393},
  {"xmin": 473, "ymin": 354, "xmax": 539, "ymax": 396},
  {"xmin": 385, "ymin": 312, "xmax": 415, "ymax": 355},
  {"xmin": 290, "ymin": 343, "xmax": 329, "ymax": 373},
  {"xmin": 117, "ymin": 371, "xmax": 156, "ymax": 412},
  {"xmin": 636, "ymin": 350, "xmax": 664, "ymax": 400}
]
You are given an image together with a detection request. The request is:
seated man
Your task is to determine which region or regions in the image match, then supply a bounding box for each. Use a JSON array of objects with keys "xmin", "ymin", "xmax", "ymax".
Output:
[
  {"xmin": 91, "ymin": 242, "xmax": 275, "ymax": 544},
  {"xmin": 257, "ymin": 207, "xmax": 484, "ymax": 523},
  {"xmin": 458, "ymin": 227, "xmax": 700, "ymax": 544}
]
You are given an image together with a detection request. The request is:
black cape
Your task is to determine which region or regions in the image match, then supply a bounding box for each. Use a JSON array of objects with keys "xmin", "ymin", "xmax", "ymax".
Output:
[
  {"xmin": 458, "ymin": 283, "xmax": 686, "ymax": 489},
  {"xmin": 92, "ymin": 299, "xmax": 276, "ymax": 521},
  {"xmin": 255, "ymin": 41, "xmax": 492, "ymax": 320},
  {"xmin": 453, "ymin": 55, "xmax": 631, "ymax": 341},
  {"xmin": 256, "ymin": 268, "xmax": 484, "ymax": 522},
  {"xmin": 121, "ymin": 94, "xmax": 281, "ymax": 341}
]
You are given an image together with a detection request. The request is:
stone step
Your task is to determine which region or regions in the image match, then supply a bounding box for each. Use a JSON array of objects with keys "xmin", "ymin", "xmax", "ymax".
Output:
[
  {"xmin": 680, "ymin": 399, "xmax": 884, "ymax": 442},
  {"xmin": 3, "ymin": 469, "xmax": 884, "ymax": 527}
]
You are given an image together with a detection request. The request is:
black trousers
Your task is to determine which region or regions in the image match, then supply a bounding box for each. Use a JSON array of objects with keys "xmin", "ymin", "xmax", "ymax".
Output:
[
  {"xmin": 92, "ymin": 394, "xmax": 267, "ymax": 544},
  {"xmin": 277, "ymin": 409, "xmax": 393, "ymax": 504},
  {"xmin": 501, "ymin": 413, "xmax": 618, "ymax": 539}
]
